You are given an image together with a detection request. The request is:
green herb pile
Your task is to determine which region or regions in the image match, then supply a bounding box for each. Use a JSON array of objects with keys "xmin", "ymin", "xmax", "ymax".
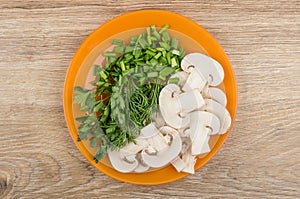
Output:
[{"xmin": 73, "ymin": 25, "xmax": 185, "ymax": 162}]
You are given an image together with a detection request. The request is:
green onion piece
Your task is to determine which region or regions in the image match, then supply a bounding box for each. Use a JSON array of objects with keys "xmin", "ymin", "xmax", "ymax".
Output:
[
  {"xmin": 108, "ymin": 56, "xmax": 116, "ymax": 65},
  {"xmin": 158, "ymin": 75, "xmax": 166, "ymax": 81},
  {"xmin": 146, "ymin": 50, "xmax": 156, "ymax": 57},
  {"xmin": 166, "ymin": 52, "xmax": 171, "ymax": 64},
  {"xmin": 179, "ymin": 47, "xmax": 185, "ymax": 57},
  {"xmin": 168, "ymin": 77, "xmax": 180, "ymax": 84},
  {"xmin": 171, "ymin": 57, "xmax": 178, "ymax": 67},
  {"xmin": 146, "ymin": 27, "xmax": 152, "ymax": 45},
  {"xmin": 114, "ymin": 46, "xmax": 124, "ymax": 54},
  {"xmin": 120, "ymin": 61, "xmax": 126, "ymax": 71},
  {"xmin": 112, "ymin": 39, "xmax": 123, "ymax": 45},
  {"xmin": 160, "ymin": 67, "xmax": 174, "ymax": 77},
  {"xmin": 159, "ymin": 24, "xmax": 169, "ymax": 34},
  {"xmin": 103, "ymin": 52, "xmax": 117, "ymax": 57},
  {"xmin": 159, "ymin": 42, "xmax": 170, "ymax": 51},
  {"xmin": 147, "ymin": 72, "xmax": 158, "ymax": 78},
  {"xmin": 138, "ymin": 38, "xmax": 148, "ymax": 49},
  {"xmin": 171, "ymin": 38, "xmax": 179, "ymax": 49},
  {"xmin": 125, "ymin": 46, "xmax": 134, "ymax": 53},
  {"xmin": 154, "ymin": 52, "xmax": 162, "ymax": 59},
  {"xmin": 162, "ymin": 32, "xmax": 170, "ymax": 43},
  {"xmin": 100, "ymin": 70, "xmax": 108, "ymax": 80},
  {"xmin": 171, "ymin": 49, "xmax": 180, "ymax": 56},
  {"xmin": 150, "ymin": 58, "xmax": 158, "ymax": 66}
]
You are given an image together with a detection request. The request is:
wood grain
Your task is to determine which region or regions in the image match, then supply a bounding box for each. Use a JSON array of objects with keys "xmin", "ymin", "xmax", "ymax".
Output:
[{"xmin": 0, "ymin": 0, "xmax": 299, "ymax": 198}]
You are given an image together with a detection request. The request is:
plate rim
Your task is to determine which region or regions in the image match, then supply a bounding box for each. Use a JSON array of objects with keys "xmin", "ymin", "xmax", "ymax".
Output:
[{"xmin": 63, "ymin": 9, "xmax": 238, "ymax": 185}]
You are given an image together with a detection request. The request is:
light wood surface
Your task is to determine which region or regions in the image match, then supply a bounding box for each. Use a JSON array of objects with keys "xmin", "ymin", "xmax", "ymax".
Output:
[{"xmin": 0, "ymin": 1, "xmax": 299, "ymax": 198}]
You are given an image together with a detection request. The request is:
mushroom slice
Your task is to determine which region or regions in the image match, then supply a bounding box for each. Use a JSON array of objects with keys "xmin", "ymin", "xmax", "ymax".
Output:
[
  {"xmin": 107, "ymin": 150, "xmax": 138, "ymax": 173},
  {"xmin": 140, "ymin": 122, "xmax": 160, "ymax": 139},
  {"xmin": 199, "ymin": 99, "xmax": 232, "ymax": 134},
  {"xmin": 120, "ymin": 138, "xmax": 148, "ymax": 156},
  {"xmin": 169, "ymin": 71, "xmax": 189, "ymax": 88},
  {"xmin": 171, "ymin": 156, "xmax": 186, "ymax": 172},
  {"xmin": 189, "ymin": 111, "xmax": 220, "ymax": 155},
  {"xmin": 199, "ymin": 135, "xmax": 210, "ymax": 154},
  {"xmin": 178, "ymin": 89, "xmax": 205, "ymax": 114},
  {"xmin": 148, "ymin": 133, "xmax": 170, "ymax": 152},
  {"xmin": 151, "ymin": 110, "xmax": 165, "ymax": 129},
  {"xmin": 203, "ymin": 87, "xmax": 227, "ymax": 107},
  {"xmin": 181, "ymin": 53, "xmax": 224, "ymax": 86},
  {"xmin": 141, "ymin": 126, "xmax": 182, "ymax": 168},
  {"xmin": 159, "ymin": 84, "xmax": 190, "ymax": 129},
  {"xmin": 182, "ymin": 147, "xmax": 196, "ymax": 174},
  {"xmin": 182, "ymin": 67, "xmax": 207, "ymax": 92},
  {"xmin": 134, "ymin": 153, "xmax": 150, "ymax": 173}
]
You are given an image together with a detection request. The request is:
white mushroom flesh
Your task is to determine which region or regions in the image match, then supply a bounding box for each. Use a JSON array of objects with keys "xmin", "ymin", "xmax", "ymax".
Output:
[
  {"xmin": 203, "ymin": 87, "xmax": 227, "ymax": 106},
  {"xmin": 181, "ymin": 53, "xmax": 224, "ymax": 86},
  {"xmin": 199, "ymin": 99, "xmax": 231, "ymax": 134},
  {"xmin": 182, "ymin": 67, "xmax": 207, "ymax": 92},
  {"xmin": 141, "ymin": 126, "xmax": 182, "ymax": 168}
]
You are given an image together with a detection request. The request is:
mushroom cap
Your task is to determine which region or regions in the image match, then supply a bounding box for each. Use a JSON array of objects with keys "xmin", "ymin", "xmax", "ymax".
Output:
[
  {"xmin": 159, "ymin": 84, "xmax": 190, "ymax": 129},
  {"xmin": 107, "ymin": 150, "xmax": 138, "ymax": 173},
  {"xmin": 141, "ymin": 126, "xmax": 182, "ymax": 168},
  {"xmin": 181, "ymin": 53, "xmax": 224, "ymax": 86},
  {"xmin": 203, "ymin": 87, "xmax": 227, "ymax": 106},
  {"xmin": 199, "ymin": 99, "xmax": 232, "ymax": 134}
]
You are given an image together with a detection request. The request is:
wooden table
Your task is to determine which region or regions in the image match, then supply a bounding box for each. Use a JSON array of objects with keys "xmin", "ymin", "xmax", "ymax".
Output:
[{"xmin": 0, "ymin": 1, "xmax": 299, "ymax": 198}]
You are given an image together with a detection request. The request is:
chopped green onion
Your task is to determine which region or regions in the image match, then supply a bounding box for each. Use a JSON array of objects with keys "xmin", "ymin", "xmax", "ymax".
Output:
[
  {"xmin": 147, "ymin": 72, "xmax": 158, "ymax": 78},
  {"xmin": 114, "ymin": 46, "xmax": 124, "ymax": 54},
  {"xmin": 171, "ymin": 57, "xmax": 178, "ymax": 67},
  {"xmin": 168, "ymin": 77, "xmax": 180, "ymax": 84},
  {"xmin": 159, "ymin": 42, "xmax": 170, "ymax": 51},
  {"xmin": 171, "ymin": 38, "xmax": 179, "ymax": 49},
  {"xmin": 112, "ymin": 39, "xmax": 123, "ymax": 45},
  {"xmin": 103, "ymin": 52, "xmax": 117, "ymax": 57},
  {"xmin": 160, "ymin": 67, "xmax": 174, "ymax": 77},
  {"xmin": 162, "ymin": 32, "xmax": 170, "ymax": 43},
  {"xmin": 159, "ymin": 24, "xmax": 169, "ymax": 34}
]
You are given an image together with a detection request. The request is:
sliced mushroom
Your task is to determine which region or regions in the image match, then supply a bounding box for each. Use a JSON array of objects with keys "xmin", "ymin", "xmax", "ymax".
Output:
[
  {"xmin": 169, "ymin": 71, "xmax": 189, "ymax": 88},
  {"xmin": 199, "ymin": 99, "xmax": 231, "ymax": 134},
  {"xmin": 203, "ymin": 87, "xmax": 227, "ymax": 106},
  {"xmin": 178, "ymin": 89, "xmax": 205, "ymax": 114},
  {"xmin": 119, "ymin": 138, "xmax": 148, "ymax": 156},
  {"xmin": 159, "ymin": 84, "xmax": 190, "ymax": 129},
  {"xmin": 141, "ymin": 126, "xmax": 182, "ymax": 168},
  {"xmin": 182, "ymin": 67, "xmax": 207, "ymax": 92},
  {"xmin": 134, "ymin": 153, "xmax": 150, "ymax": 173},
  {"xmin": 182, "ymin": 147, "xmax": 196, "ymax": 174},
  {"xmin": 151, "ymin": 110, "xmax": 166, "ymax": 128},
  {"xmin": 181, "ymin": 53, "xmax": 224, "ymax": 86},
  {"xmin": 140, "ymin": 122, "xmax": 160, "ymax": 139},
  {"xmin": 199, "ymin": 135, "xmax": 210, "ymax": 154},
  {"xmin": 189, "ymin": 111, "xmax": 220, "ymax": 155},
  {"xmin": 107, "ymin": 150, "xmax": 138, "ymax": 173},
  {"xmin": 147, "ymin": 133, "xmax": 170, "ymax": 152},
  {"xmin": 171, "ymin": 156, "xmax": 186, "ymax": 172}
]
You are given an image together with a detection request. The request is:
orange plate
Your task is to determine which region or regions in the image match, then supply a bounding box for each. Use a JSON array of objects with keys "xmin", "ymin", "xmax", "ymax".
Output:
[{"xmin": 64, "ymin": 10, "xmax": 237, "ymax": 185}]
